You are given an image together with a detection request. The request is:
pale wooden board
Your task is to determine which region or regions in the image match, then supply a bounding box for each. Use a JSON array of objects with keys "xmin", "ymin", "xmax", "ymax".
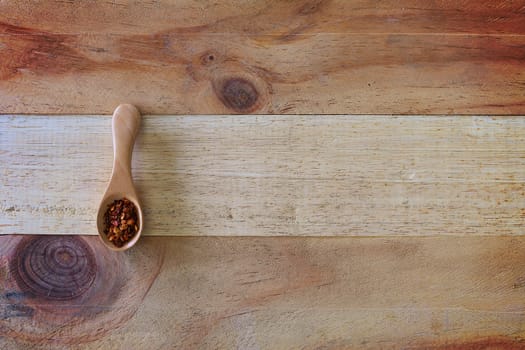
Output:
[
  {"xmin": 0, "ymin": 1, "xmax": 524, "ymax": 114},
  {"xmin": 2, "ymin": 235, "xmax": 525, "ymax": 349},
  {"xmin": 2, "ymin": 115, "xmax": 524, "ymax": 236}
]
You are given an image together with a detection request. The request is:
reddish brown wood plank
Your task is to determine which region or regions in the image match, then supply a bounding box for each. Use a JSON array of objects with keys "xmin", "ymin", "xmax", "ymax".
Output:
[
  {"xmin": 0, "ymin": 1, "xmax": 524, "ymax": 114},
  {"xmin": 1, "ymin": 0, "xmax": 524, "ymax": 35}
]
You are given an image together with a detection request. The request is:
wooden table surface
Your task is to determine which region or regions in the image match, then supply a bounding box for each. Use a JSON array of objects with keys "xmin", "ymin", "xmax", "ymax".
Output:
[{"xmin": 1, "ymin": 1, "xmax": 525, "ymax": 349}]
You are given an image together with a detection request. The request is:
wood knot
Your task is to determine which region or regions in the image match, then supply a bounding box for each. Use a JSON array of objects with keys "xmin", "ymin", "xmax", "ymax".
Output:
[
  {"xmin": 0, "ymin": 236, "xmax": 164, "ymax": 344},
  {"xmin": 200, "ymin": 50, "xmax": 218, "ymax": 66},
  {"xmin": 216, "ymin": 78, "xmax": 259, "ymax": 113},
  {"xmin": 11, "ymin": 236, "xmax": 96, "ymax": 300}
]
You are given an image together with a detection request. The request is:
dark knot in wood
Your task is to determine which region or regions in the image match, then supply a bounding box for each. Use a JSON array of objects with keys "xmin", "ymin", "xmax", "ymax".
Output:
[
  {"xmin": 199, "ymin": 50, "xmax": 218, "ymax": 66},
  {"xmin": 217, "ymin": 78, "xmax": 259, "ymax": 112},
  {"xmin": 11, "ymin": 236, "xmax": 96, "ymax": 300}
]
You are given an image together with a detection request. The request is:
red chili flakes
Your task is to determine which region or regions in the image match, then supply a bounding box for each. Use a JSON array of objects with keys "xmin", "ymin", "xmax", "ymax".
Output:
[{"xmin": 103, "ymin": 198, "xmax": 139, "ymax": 247}]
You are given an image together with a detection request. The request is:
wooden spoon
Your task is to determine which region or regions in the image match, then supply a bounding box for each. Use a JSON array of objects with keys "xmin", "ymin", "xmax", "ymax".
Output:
[{"xmin": 96, "ymin": 104, "xmax": 143, "ymax": 251}]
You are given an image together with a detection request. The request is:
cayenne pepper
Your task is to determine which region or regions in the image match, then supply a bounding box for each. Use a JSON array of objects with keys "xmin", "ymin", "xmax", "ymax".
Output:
[{"xmin": 103, "ymin": 198, "xmax": 139, "ymax": 247}]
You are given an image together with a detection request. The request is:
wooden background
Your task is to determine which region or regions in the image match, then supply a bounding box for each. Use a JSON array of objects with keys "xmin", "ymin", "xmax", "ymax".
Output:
[{"xmin": 1, "ymin": 1, "xmax": 525, "ymax": 349}]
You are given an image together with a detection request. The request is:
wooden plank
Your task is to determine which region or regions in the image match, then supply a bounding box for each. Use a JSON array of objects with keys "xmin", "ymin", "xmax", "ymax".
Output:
[
  {"xmin": 2, "ymin": 115, "xmax": 524, "ymax": 236},
  {"xmin": 3, "ymin": 0, "xmax": 525, "ymax": 35},
  {"xmin": 2, "ymin": 235, "xmax": 525, "ymax": 348},
  {"xmin": 0, "ymin": 1, "xmax": 524, "ymax": 114}
]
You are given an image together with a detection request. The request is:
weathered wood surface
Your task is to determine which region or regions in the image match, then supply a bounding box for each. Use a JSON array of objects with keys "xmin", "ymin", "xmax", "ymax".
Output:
[
  {"xmin": 0, "ymin": 0, "xmax": 524, "ymax": 114},
  {"xmin": 2, "ymin": 1, "xmax": 525, "ymax": 348},
  {"xmin": 2, "ymin": 115, "xmax": 524, "ymax": 236},
  {"xmin": 2, "ymin": 235, "xmax": 525, "ymax": 349}
]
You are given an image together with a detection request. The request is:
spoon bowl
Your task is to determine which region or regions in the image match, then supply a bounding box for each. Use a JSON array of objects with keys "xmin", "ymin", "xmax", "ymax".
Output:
[{"xmin": 96, "ymin": 104, "xmax": 143, "ymax": 251}]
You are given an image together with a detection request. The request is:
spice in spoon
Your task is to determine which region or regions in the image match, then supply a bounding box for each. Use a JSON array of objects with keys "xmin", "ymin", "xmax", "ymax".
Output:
[{"xmin": 103, "ymin": 198, "xmax": 139, "ymax": 247}]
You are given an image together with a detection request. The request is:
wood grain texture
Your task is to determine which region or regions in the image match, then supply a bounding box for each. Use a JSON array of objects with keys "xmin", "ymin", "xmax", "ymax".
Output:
[
  {"xmin": 0, "ymin": 235, "xmax": 164, "ymax": 345},
  {"xmin": 3, "ymin": 235, "xmax": 525, "ymax": 349},
  {"xmin": 2, "ymin": 115, "xmax": 524, "ymax": 236},
  {"xmin": 0, "ymin": 1, "xmax": 524, "ymax": 114},
  {"xmin": 3, "ymin": 0, "xmax": 525, "ymax": 35}
]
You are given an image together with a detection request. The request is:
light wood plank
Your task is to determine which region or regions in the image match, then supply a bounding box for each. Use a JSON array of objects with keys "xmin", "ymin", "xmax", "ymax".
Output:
[
  {"xmin": 2, "ymin": 235, "xmax": 525, "ymax": 348},
  {"xmin": 2, "ymin": 115, "xmax": 524, "ymax": 236},
  {"xmin": 0, "ymin": 1, "xmax": 524, "ymax": 114}
]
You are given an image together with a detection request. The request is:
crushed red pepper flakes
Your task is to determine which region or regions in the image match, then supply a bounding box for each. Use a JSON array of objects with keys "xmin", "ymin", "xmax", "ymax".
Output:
[{"xmin": 103, "ymin": 198, "xmax": 139, "ymax": 247}]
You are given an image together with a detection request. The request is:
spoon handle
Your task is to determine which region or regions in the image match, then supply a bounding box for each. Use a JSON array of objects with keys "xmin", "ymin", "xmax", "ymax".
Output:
[{"xmin": 111, "ymin": 104, "xmax": 142, "ymax": 178}]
